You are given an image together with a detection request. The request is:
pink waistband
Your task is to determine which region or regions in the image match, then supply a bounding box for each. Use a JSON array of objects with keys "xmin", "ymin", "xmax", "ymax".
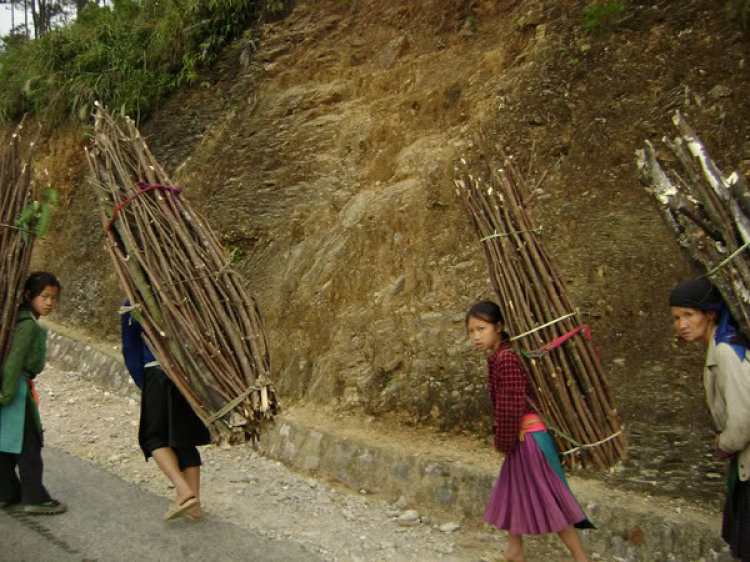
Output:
[{"xmin": 519, "ymin": 413, "xmax": 547, "ymax": 440}]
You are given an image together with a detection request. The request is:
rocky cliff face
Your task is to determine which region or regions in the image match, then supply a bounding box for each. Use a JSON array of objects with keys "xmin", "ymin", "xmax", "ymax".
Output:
[{"xmin": 18, "ymin": 0, "xmax": 750, "ymax": 453}]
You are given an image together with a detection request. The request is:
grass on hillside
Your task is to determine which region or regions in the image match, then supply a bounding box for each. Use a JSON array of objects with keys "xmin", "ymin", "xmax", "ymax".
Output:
[{"xmin": 0, "ymin": 0, "xmax": 284, "ymax": 125}]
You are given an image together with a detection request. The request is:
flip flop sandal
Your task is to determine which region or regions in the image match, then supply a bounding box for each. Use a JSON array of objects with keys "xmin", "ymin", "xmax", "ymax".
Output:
[
  {"xmin": 164, "ymin": 496, "xmax": 199, "ymax": 520},
  {"xmin": 23, "ymin": 500, "xmax": 67, "ymax": 515},
  {"xmin": 183, "ymin": 511, "xmax": 203, "ymax": 521}
]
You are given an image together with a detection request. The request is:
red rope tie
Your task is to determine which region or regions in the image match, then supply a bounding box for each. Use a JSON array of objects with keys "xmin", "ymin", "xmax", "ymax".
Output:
[
  {"xmin": 105, "ymin": 181, "xmax": 182, "ymax": 232},
  {"xmin": 522, "ymin": 324, "xmax": 593, "ymax": 358}
]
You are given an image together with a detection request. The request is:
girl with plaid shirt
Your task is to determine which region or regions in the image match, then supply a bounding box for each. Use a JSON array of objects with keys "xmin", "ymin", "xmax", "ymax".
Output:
[{"xmin": 467, "ymin": 300, "xmax": 592, "ymax": 562}]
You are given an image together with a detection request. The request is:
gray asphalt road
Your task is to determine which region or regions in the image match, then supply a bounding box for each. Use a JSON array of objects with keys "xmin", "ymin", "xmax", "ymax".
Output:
[{"xmin": 0, "ymin": 447, "xmax": 322, "ymax": 562}]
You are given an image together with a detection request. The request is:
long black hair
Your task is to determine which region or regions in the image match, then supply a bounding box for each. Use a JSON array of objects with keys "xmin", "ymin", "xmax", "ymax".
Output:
[
  {"xmin": 22, "ymin": 271, "xmax": 61, "ymax": 304},
  {"xmin": 465, "ymin": 300, "xmax": 510, "ymax": 340}
]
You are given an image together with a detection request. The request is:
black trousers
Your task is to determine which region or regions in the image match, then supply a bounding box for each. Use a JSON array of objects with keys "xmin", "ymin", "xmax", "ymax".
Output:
[
  {"xmin": 0, "ymin": 404, "xmax": 51, "ymax": 505},
  {"xmin": 139, "ymin": 366, "xmax": 210, "ymax": 470}
]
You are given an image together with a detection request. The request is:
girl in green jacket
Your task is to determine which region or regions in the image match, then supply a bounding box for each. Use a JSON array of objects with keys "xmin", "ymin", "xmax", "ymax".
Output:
[{"xmin": 0, "ymin": 271, "xmax": 66, "ymax": 514}]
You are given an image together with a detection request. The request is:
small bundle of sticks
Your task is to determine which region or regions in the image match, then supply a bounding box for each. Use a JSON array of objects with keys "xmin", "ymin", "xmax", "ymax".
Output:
[
  {"xmin": 639, "ymin": 111, "xmax": 750, "ymax": 339},
  {"xmin": 0, "ymin": 123, "xmax": 38, "ymax": 362},
  {"xmin": 455, "ymin": 138, "xmax": 626, "ymax": 469},
  {"xmin": 86, "ymin": 104, "xmax": 278, "ymax": 444}
]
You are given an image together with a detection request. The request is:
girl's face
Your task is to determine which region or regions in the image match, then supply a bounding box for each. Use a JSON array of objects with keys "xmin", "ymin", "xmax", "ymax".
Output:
[
  {"xmin": 27, "ymin": 285, "xmax": 60, "ymax": 318},
  {"xmin": 671, "ymin": 306, "xmax": 715, "ymax": 345},
  {"xmin": 467, "ymin": 315, "xmax": 505, "ymax": 352}
]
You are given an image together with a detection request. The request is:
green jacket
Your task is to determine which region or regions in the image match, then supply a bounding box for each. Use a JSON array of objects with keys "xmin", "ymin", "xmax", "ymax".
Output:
[{"xmin": 0, "ymin": 307, "xmax": 47, "ymax": 453}]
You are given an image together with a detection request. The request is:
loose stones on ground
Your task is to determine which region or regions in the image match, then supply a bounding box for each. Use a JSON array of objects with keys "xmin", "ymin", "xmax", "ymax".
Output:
[{"xmin": 39, "ymin": 364, "xmax": 583, "ymax": 561}]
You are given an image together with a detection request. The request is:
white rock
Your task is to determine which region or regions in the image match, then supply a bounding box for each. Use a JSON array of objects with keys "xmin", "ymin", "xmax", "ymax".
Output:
[
  {"xmin": 439, "ymin": 522, "xmax": 460, "ymax": 533},
  {"xmin": 399, "ymin": 510, "xmax": 419, "ymax": 521},
  {"xmin": 397, "ymin": 510, "xmax": 420, "ymax": 527}
]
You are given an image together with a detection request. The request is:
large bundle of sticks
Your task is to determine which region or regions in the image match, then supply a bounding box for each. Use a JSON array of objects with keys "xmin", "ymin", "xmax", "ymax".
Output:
[
  {"xmin": 0, "ymin": 123, "xmax": 38, "ymax": 363},
  {"xmin": 86, "ymin": 104, "xmax": 277, "ymax": 444},
  {"xmin": 638, "ymin": 111, "xmax": 750, "ymax": 338},
  {"xmin": 455, "ymin": 139, "xmax": 626, "ymax": 469}
]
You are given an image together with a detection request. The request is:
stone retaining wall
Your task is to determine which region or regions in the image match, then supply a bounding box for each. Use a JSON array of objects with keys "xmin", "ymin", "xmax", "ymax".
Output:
[{"xmin": 46, "ymin": 329, "xmax": 729, "ymax": 562}]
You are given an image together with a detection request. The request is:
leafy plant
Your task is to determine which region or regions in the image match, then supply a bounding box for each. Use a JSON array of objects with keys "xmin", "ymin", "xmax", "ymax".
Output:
[
  {"xmin": 583, "ymin": 0, "xmax": 626, "ymax": 33},
  {"xmin": 0, "ymin": 0, "xmax": 283, "ymax": 124},
  {"xmin": 15, "ymin": 189, "xmax": 59, "ymax": 243},
  {"xmin": 229, "ymin": 247, "xmax": 246, "ymax": 264}
]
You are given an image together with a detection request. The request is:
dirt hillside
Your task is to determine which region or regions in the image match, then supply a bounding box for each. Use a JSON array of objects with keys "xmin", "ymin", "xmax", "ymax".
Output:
[{"xmin": 10, "ymin": 0, "xmax": 750, "ymax": 506}]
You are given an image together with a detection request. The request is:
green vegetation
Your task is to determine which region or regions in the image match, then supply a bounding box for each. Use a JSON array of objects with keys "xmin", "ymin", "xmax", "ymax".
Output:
[
  {"xmin": 0, "ymin": 0, "xmax": 284, "ymax": 124},
  {"xmin": 228, "ymin": 246, "xmax": 245, "ymax": 264},
  {"xmin": 727, "ymin": 0, "xmax": 750, "ymax": 34},
  {"xmin": 583, "ymin": 0, "xmax": 626, "ymax": 33},
  {"xmin": 16, "ymin": 189, "xmax": 59, "ymax": 242}
]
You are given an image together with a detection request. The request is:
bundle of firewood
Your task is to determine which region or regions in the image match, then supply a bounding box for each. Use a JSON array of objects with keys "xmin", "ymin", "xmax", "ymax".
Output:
[
  {"xmin": 0, "ymin": 123, "xmax": 39, "ymax": 362},
  {"xmin": 455, "ymin": 138, "xmax": 626, "ymax": 469},
  {"xmin": 86, "ymin": 104, "xmax": 277, "ymax": 445},
  {"xmin": 638, "ymin": 111, "xmax": 750, "ymax": 339}
]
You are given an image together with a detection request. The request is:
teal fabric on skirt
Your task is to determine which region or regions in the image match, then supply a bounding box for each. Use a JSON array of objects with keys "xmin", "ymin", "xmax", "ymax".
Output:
[
  {"xmin": 532, "ymin": 431, "xmax": 595, "ymax": 530},
  {"xmin": 0, "ymin": 378, "xmax": 29, "ymax": 454}
]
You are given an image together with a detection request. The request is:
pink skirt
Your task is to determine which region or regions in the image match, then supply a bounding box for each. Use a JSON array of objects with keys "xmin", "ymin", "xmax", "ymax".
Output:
[{"xmin": 484, "ymin": 431, "xmax": 590, "ymax": 535}]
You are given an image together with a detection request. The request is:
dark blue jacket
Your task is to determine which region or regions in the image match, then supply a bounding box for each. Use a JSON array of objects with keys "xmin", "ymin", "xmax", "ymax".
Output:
[{"xmin": 120, "ymin": 300, "xmax": 155, "ymax": 390}]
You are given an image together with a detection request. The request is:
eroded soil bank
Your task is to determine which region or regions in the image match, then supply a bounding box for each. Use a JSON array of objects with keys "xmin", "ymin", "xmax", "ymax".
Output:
[{"xmin": 6, "ymin": 0, "xmax": 748, "ymax": 514}]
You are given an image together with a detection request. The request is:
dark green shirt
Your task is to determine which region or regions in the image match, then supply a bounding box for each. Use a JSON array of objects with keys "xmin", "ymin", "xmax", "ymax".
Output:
[{"xmin": 0, "ymin": 307, "xmax": 47, "ymax": 406}]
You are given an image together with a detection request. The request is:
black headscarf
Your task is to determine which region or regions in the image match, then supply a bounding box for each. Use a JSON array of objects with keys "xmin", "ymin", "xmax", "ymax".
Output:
[
  {"xmin": 669, "ymin": 278, "xmax": 723, "ymax": 311},
  {"xmin": 670, "ymin": 278, "xmax": 749, "ymax": 357}
]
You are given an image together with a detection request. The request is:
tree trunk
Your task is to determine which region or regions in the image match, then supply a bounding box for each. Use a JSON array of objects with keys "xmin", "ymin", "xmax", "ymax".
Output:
[{"xmin": 30, "ymin": 0, "xmax": 39, "ymax": 38}]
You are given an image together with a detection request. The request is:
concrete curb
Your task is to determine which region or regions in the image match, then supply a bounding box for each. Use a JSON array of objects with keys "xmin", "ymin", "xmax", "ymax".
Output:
[{"xmin": 47, "ymin": 329, "xmax": 729, "ymax": 561}]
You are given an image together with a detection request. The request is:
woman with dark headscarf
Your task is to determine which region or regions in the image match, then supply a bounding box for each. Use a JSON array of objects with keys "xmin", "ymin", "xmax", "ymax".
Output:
[{"xmin": 670, "ymin": 278, "xmax": 750, "ymax": 561}]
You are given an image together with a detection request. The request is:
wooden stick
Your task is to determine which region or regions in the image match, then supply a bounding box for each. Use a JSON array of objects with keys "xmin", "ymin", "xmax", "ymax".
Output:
[
  {"xmin": 456, "ymin": 137, "xmax": 627, "ymax": 469},
  {"xmin": 86, "ymin": 105, "xmax": 278, "ymax": 445}
]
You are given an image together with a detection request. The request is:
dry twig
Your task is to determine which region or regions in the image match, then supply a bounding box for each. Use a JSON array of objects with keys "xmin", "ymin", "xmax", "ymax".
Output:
[
  {"xmin": 638, "ymin": 111, "xmax": 750, "ymax": 339},
  {"xmin": 0, "ymin": 122, "xmax": 39, "ymax": 363},
  {"xmin": 456, "ymin": 136, "xmax": 626, "ymax": 469},
  {"xmin": 86, "ymin": 105, "xmax": 278, "ymax": 445}
]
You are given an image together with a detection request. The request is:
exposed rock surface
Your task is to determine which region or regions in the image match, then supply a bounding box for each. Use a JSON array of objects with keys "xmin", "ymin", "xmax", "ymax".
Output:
[{"xmin": 8, "ymin": 0, "xmax": 749, "ymax": 512}]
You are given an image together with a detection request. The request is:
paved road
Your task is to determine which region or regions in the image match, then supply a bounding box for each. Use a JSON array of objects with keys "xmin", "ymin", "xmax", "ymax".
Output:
[{"xmin": 1, "ymin": 446, "xmax": 321, "ymax": 562}]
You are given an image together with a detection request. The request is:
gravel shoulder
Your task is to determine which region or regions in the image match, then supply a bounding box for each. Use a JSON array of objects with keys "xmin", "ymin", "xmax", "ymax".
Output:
[
  {"xmin": 38, "ymin": 363, "xmax": 584, "ymax": 562},
  {"xmin": 36, "ymin": 320, "xmax": 725, "ymax": 561}
]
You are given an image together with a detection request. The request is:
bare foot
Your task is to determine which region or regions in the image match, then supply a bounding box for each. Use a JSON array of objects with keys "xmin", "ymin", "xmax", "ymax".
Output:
[
  {"xmin": 174, "ymin": 488, "xmax": 195, "ymax": 506},
  {"xmin": 185, "ymin": 503, "xmax": 202, "ymax": 519},
  {"xmin": 502, "ymin": 548, "xmax": 526, "ymax": 562}
]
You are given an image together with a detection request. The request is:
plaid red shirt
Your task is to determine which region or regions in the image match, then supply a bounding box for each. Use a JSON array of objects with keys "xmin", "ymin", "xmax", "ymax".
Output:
[{"xmin": 487, "ymin": 341, "xmax": 537, "ymax": 454}]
